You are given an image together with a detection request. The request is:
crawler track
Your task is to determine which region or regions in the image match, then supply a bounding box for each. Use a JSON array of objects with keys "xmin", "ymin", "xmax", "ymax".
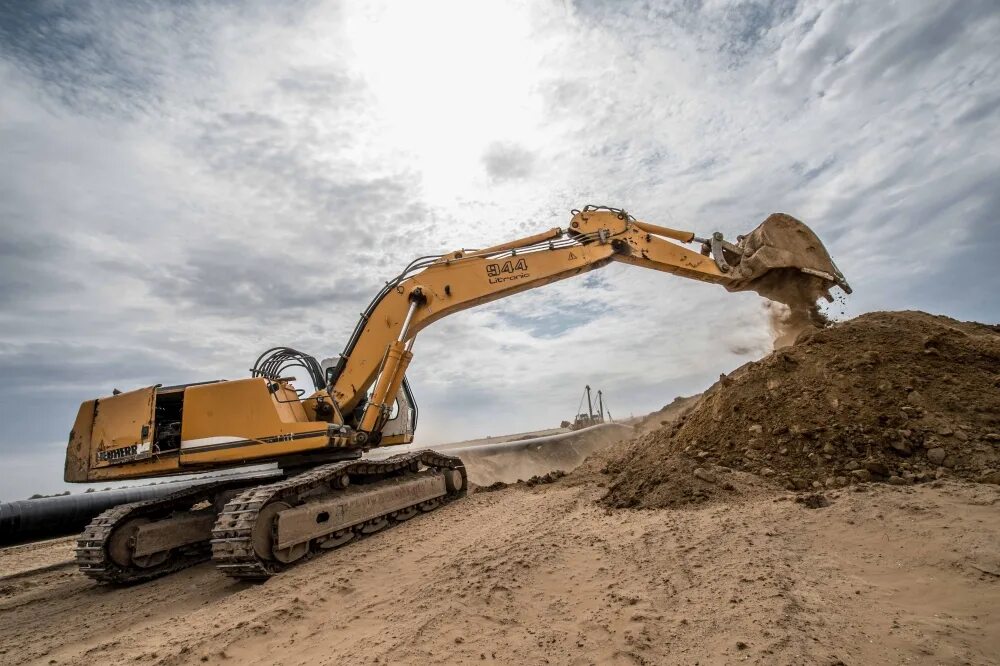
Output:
[
  {"xmin": 75, "ymin": 478, "xmax": 264, "ymax": 585},
  {"xmin": 211, "ymin": 450, "xmax": 466, "ymax": 580}
]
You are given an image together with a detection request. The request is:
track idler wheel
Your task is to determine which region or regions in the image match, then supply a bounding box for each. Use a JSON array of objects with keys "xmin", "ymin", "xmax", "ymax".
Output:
[
  {"xmin": 445, "ymin": 468, "xmax": 465, "ymax": 493},
  {"xmin": 250, "ymin": 501, "xmax": 306, "ymax": 564},
  {"xmin": 107, "ymin": 518, "xmax": 169, "ymax": 569}
]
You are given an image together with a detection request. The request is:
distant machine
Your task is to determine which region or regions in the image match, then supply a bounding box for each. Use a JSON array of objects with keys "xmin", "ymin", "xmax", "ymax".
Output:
[{"xmin": 562, "ymin": 385, "xmax": 611, "ymax": 430}]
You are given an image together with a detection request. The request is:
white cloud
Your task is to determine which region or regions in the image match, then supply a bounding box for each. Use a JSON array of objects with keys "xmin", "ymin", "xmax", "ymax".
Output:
[{"xmin": 1, "ymin": 0, "xmax": 998, "ymax": 500}]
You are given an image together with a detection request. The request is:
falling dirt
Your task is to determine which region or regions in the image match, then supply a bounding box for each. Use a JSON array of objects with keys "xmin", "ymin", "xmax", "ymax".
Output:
[
  {"xmin": 726, "ymin": 212, "xmax": 844, "ymax": 348},
  {"xmin": 600, "ymin": 311, "xmax": 1000, "ymax": 509},
  {"xmin": 760, "ymin": 273, "xmax": 830, "ymax": 348}
]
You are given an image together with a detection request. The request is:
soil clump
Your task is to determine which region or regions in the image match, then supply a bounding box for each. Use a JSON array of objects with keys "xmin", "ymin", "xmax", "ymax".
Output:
[{"xmin": 599, "ymin": 311, "xmax": 1000, "ymax": 509}]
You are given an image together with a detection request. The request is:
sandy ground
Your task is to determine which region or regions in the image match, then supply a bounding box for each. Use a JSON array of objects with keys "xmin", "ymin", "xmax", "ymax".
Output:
[
  {"xmin": 0, "ymin": 538, "xmax": 77, "ymax": 579},
  {"xmin": 1, "ymin": 477, "xmax": 998, "ymax": 665}
]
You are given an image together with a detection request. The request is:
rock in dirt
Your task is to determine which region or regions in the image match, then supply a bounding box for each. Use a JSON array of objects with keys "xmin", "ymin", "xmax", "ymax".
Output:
[
  {"xmin": 890, "ymin": 440, "xmax": 912, "ymax": 456},
  {"xmin": 794, "ymin": 493, "xmax": 831, "ymax": 509},
  {"xmin": 692, "ymin": 468, "xmax": 716, "ymax": 484},
  {"xmin": 791, "ymin": 477, "xmax": 811, "ymax": 490},
  {"xmin": 474, "ymin": 471, "xmax": 568, "ymax": 493},
  {"xmin": 475, "ymin": 481, "xmax": 510, "ymax": 493},
  {"xmin": 864, "ymin": 461, "xmax": 889, "ymax": 478},
  {"xmin": 523, "ymin": 470, "xmax": 567, "ymax": 486},
  {"xmin": 598, "ymin": 311, "xmax": 1000, "ymax": 509},
  {"xmin": 850, "ymin": 469, "xmax": 872, "ymax": 482},
  {"xmin": 977, "ymin": 471, "xmax": 1000, "ymax": 485}
]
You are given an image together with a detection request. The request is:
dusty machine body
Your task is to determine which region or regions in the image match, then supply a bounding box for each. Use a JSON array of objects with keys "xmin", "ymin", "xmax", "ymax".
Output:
[{"xmin": 66, "ymin": 205, "xmax": 849, "ymax": 584}]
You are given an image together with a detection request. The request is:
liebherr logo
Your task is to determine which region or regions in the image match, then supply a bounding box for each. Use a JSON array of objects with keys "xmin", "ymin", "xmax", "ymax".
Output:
[{"xmin": 486, "ymin": 258, "xmax": 529, "ymax": 284}]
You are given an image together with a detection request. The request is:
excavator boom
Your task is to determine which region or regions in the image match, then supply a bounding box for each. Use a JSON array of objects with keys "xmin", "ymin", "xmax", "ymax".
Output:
[{"xmin": 328, "ymin": 205, "xmax": 847, "ymax": 435}]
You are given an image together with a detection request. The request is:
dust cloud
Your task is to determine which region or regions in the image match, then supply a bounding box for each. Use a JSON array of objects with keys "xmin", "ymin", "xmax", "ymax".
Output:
[
  {"xmin": 746, "ymin": 268, "xmax": 831, "ymax": 349},
  {"xmin": 457, "ymin": 425, "xmax": 633, "ymax": 486}
]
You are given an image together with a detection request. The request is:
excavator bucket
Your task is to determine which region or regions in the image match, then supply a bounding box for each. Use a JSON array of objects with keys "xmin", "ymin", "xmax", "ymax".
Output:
[{"xmin": 710, "ymin": 213, "xmax": 851, "ymax": 307}]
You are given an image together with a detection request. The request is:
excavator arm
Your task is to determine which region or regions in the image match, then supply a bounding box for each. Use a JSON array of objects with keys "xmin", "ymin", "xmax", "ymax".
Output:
[{"xmin": 322, "ymin": 205, "xmax": 849, "ymax": 440}]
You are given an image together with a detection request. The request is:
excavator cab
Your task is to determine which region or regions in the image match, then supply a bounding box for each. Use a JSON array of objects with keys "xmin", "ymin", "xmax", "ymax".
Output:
[{"xmin": 374, "ymin": 378, "xmax": 418, "ymax": 446}]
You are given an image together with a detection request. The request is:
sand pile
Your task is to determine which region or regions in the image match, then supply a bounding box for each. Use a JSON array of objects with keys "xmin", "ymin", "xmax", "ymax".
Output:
[{"xmin": 600, "ymin": 311, "xmax": 1000, "ymax": 509}]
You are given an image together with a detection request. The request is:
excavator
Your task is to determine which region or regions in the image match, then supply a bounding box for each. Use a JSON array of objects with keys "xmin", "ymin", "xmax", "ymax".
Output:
[{"xmin": 66, "ymin": 205, "xmax": 850, "ymax": 584}]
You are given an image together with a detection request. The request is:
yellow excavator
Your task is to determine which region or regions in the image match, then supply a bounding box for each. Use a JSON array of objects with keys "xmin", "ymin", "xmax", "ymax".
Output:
[{"xmin": 67, "ymin": 205, "xmax": 849, "ymax": 583}]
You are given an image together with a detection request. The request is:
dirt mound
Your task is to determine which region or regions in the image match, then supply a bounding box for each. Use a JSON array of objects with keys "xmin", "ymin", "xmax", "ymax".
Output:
[{"xmin": 600, "ymin": 311, "xmax": 1000, "ymax": 509}]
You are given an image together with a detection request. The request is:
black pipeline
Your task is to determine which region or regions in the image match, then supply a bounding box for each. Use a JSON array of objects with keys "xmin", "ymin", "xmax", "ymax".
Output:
[{"xmin": 0, "ymin": 471, "xmax": 280, "ymax": 547}]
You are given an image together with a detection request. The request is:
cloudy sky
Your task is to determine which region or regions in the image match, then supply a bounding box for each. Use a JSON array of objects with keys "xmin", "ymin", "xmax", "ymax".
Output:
[{"xmin": 1, "ymin": 0, "xmax": 997, "ymax": 500}]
